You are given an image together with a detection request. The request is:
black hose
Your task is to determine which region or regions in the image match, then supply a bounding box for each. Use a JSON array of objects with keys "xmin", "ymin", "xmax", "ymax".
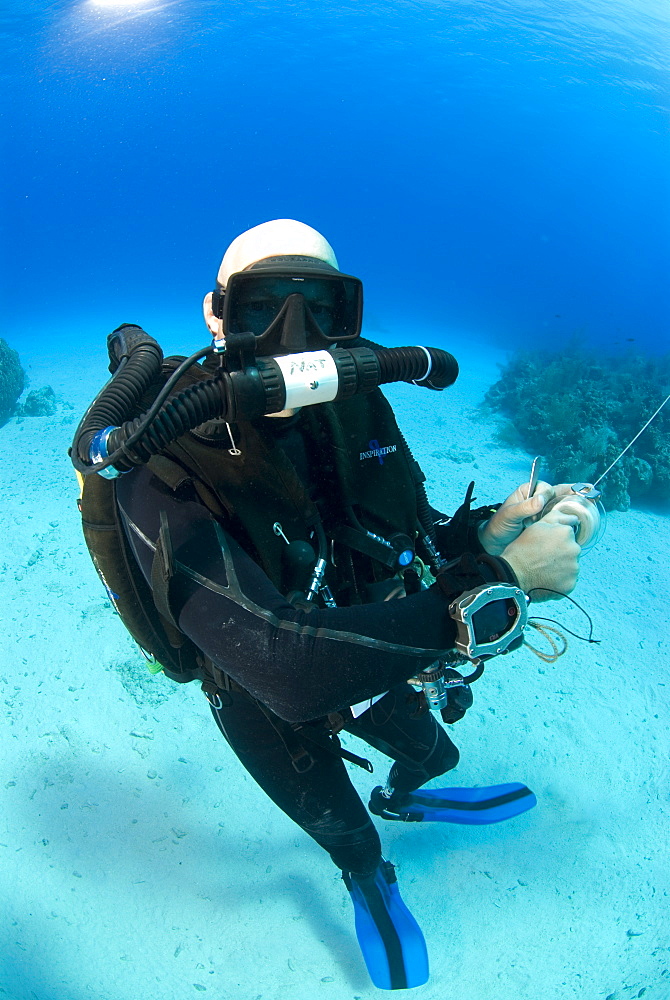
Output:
[
  {"xmin": 73, "ymin": 325, "xmax": 163, "ymax": 466},
  {"xmin": 111, "ymin": 372, "xmax": 231, "ymax": 468},
  {"xmin": 72, "ymin": 341, "xmax": 460, "ymax": 476},
  {"xmin": 392, "ymin": 428, "xmax": 437, "ymax": 547},
  {"xmin": 375, "ymin": 346, "xmax": 458, "ymax": 390}
]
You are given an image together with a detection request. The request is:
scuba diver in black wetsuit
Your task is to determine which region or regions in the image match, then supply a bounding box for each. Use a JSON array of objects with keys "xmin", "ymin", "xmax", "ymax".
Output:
[{"xmin": 72, "ymin": 219, "xmax": 581, "ymax": 991}]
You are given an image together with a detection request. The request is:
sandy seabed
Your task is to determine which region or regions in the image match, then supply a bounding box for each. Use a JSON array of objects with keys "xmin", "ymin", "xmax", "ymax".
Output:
[{"xmin": 1, "ymin": 329, "xmax": 669, "ymax": 1000}]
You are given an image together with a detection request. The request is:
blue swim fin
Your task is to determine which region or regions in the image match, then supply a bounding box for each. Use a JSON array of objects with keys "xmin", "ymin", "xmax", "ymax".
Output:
[
  {"xmin": 343, "ymin": 860, "xmax": 429, "ymax": 990},
  {"xmin": 369, "ymin": 782, "xmax": 537, "ymax": 825}
]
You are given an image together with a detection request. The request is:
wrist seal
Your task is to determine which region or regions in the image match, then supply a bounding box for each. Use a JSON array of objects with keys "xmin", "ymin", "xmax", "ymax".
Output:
[{"xmin": 436, "ymin": 553, "xmax": 528, "ymax": 663}]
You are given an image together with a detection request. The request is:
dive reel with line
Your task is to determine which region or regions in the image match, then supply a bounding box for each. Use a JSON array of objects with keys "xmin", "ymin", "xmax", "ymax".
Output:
[
  {"xmin": 540, "ymin": 486, "xmax": 605, "ymax": 547},
  {"xmin": 408, "ymin": 474, "xmax": 606, "ymax": 723},
  {"xmin": 525, "ymin": 455, "xmax": 606, "ymax": 551},
  {"xmin": 412, "ymin": 383, "xmax": 670, "ymax": 723}
]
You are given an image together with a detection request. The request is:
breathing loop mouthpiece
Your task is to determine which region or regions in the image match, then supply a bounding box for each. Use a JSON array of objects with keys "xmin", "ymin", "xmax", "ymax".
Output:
[{"xmin": 71, "ymin": 335, "xmax": 460, "ymax": 478}]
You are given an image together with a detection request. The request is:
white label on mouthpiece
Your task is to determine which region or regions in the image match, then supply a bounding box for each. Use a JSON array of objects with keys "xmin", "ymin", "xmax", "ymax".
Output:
[{"xmin": 275, "ymin": 350, "xmax": 340, "ymax": 408}]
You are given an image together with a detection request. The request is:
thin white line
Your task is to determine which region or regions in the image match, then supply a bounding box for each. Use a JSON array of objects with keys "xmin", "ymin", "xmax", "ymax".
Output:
[{"xmin": 594, "ymin": 392, "xmax": 670, "ymax": 487}]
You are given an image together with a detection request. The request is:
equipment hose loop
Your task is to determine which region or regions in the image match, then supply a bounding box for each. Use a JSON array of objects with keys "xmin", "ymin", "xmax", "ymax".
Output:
[{"xmin": 72, "ymin": 340, "xmax": 460, "ymax": 476}]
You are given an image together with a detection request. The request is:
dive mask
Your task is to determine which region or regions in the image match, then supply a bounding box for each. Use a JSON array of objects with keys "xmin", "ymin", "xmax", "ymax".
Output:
[{"xmin": 212, "ymin": 265, "xmax": 363, "ymax": 355}]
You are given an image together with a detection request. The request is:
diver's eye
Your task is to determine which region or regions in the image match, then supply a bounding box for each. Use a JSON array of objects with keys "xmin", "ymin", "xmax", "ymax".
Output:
[
  {"xmin": 244, "ymin": 293, "xmax": 283, "ymax": 309},
  {"xmin": 236, "ymin": 298, "xmax": 281, "ymax": 332},
  {"xmin": 308, "ymin": 303, "xmax": 334, "ymax": 335},
  {"xmin": 310, "ymin": 303, "xmax": 331, "ymax": 318}
]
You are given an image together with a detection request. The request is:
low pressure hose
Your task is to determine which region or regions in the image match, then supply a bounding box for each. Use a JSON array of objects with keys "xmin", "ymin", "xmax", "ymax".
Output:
[{"xmin": 72, "ymin": 341, "xmax": 459, "ymax": 477}]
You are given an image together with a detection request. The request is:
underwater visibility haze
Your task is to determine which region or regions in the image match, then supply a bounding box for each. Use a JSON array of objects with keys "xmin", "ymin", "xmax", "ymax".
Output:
[
  {"xmin": 1, "ymin": 2, "xmax": 669, "ymax": 1000},
  {"xmin": 2, "ymin": 0, "xmax": 669, "ymax": 352}
]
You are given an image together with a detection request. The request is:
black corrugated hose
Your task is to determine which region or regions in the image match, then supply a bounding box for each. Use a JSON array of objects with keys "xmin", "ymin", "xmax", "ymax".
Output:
[{"xmin": 71, "ymin": 330, "xmax": 459, "ymax": 476}]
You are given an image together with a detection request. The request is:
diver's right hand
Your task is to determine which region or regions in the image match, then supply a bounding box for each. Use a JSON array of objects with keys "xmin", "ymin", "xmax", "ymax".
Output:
[{"xmin": 501, "ymin": 516, "xmax": 581, "ymax": 602}]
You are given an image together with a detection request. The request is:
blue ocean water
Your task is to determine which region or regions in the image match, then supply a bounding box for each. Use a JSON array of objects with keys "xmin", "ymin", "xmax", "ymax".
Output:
[
  {"xmin": 2, "ymin": 0, "xmax": 669, "ymax": 354},
  {"xmin": 2, "ymin": 5, "xmax": 670, "ymax": 1000}
]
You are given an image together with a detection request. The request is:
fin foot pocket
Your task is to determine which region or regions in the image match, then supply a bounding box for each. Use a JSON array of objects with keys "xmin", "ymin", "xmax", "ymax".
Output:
[
  {"xmin": 369, "ymin": 782, "xmax": 537, "ymax": 824},
  {"xmin": 343, "ymin": 860, "xmax": 429, "ymax": 990}
]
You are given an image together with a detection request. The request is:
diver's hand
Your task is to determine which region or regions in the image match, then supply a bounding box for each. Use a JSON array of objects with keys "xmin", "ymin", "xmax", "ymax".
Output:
[
  {"xmin": 478, "ymin": 480, "xmax": 555, "ymax": 555},
  {"xmin": 501, "ymin": 516, "xmax": 581, "ymax": 602}
]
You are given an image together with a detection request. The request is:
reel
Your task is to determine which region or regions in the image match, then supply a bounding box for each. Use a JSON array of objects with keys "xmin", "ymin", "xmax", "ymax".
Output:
[
  {"xmin": 524, "ymin": 388, "xmax": 670, "ymax": 554},
  {"xmin": 540, "ymin": 482, "xmax": 606, "ymax": 551}
]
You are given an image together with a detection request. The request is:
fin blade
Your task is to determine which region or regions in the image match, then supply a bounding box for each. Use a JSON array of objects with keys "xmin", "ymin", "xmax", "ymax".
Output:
[
  {"xmin": 347, "ymin": 865, "xmax": 429, "ymax": 990},
  {"xmin": 403, "ymin": 782, "xmax": 536, "ymax": 824}
]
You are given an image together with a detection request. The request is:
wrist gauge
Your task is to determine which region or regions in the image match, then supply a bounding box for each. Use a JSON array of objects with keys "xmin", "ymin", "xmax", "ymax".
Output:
[{"xmin": 449, "ymin": 583, "xmax": 528, "ymax": 662}]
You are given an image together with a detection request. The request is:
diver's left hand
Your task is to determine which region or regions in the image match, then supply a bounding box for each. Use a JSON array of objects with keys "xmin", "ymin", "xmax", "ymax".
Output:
[{"xmin": 478, "ymin": 481, "xmax": 574, "ymax": 556}]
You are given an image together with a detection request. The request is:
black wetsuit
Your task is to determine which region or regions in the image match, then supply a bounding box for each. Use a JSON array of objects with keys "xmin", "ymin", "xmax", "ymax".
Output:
[{"xmin": 115, "ymin": 413, "xmax": 473, "ymax": 875}]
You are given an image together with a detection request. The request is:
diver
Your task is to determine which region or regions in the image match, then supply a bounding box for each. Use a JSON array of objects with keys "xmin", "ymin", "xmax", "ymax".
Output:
[{"xmin": 72, "ymin": 219, "xmax": 581, "ymax": 990}]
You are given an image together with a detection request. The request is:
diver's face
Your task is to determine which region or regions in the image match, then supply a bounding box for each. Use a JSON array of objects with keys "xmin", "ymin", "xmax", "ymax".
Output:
[
  {"xmin": 233, "ymin": 278, "xmax": 337, "ymax": 340},
  {"xmin": 202, "ymin": 279, "xmax": 335, "ymax": 345}
]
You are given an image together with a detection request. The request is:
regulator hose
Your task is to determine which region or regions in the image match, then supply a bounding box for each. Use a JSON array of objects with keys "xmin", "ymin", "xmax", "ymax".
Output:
[{"xmin": 71, "ymin": 332, "xmax": 459, "ymax": 477}]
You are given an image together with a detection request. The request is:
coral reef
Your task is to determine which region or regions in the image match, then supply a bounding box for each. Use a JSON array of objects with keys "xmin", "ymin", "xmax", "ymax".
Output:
[
  {"xmin": 19, "ymin": 385, "xmax": 57, "ymax": 417},
  {"xmin": 0, "ymin": 338, "xmax": 25, "ymax": 422},
  {"xmin": 482, "ymin": 345, "xmax": 670, "ymax": 511}
]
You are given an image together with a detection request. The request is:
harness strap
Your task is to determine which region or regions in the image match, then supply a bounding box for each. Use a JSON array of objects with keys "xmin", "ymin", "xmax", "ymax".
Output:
[
  {"xmin": 293, "ymin": 722, "xmax": 374, "ymax": 773},
  {"xmin": 305, "ymin": 403, "xmax": 358, "ymax": 508},
  {"xmin": 200, "ymin": 655, "xmax": 373, "ymax": 773},
  {"xmin": 334, "ymin": 524, "xmax": 400, "ymax": 570},
  {"xmin": 255, "ymin": 698, "xmax": 375, "ymax": 774},
  {"xmin": 147, "ymin": 454, "xmax": 192, "ymax": 492},
  {"xmin": 200, "ymin": 656, "xmax": 235, "ymax": 693},
  {"xmin": 148, "ymin": 452, "xmax": 230, "ymax": 520},
  {"xmin": 150, "ymin": 510, "xmax": 181, "ymax": 632},
  {"xmin": 254, "ymin": 700, "xmax": 318, "ymax": 774}
]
